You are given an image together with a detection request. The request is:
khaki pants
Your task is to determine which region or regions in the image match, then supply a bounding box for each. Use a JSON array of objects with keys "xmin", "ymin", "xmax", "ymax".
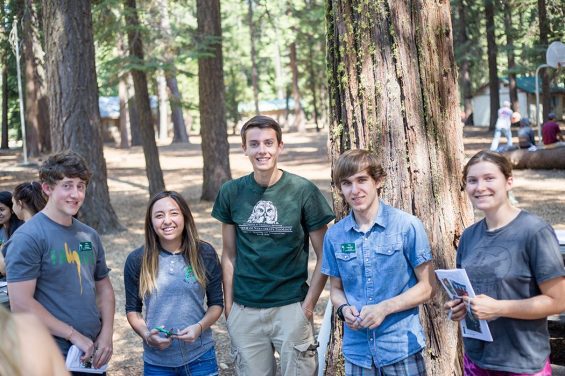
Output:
[{"xmin": 227, "ymin": 302, "xmax": 318, "ymax": 376}]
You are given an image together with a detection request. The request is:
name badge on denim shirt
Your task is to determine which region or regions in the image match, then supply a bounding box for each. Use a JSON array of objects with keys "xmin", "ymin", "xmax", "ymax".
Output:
[{"xmin": 340, "ymin": 243, "xmax": 356, "ymax": 253}]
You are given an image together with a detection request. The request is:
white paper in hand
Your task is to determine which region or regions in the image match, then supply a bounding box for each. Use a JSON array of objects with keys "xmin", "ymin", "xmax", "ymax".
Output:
[
  {"xmin": 65, "ymin": 345, "xmax": 108, "ymax": 374},
  {"xmin": 435, "ymin": 268, "xmax": 493, "ymax": 342}
]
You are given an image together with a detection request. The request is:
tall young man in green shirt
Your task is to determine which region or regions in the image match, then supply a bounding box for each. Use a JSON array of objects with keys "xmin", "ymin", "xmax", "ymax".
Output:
[{"xmin": 212, "ymin": 115, "xmax": 335, "ymax": 375}]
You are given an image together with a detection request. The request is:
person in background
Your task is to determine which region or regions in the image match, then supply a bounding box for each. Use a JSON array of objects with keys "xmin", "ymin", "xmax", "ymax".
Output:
[
  {"xmin": 541, "ymin": 112, "xmax": 564, "ymax": 148},
  {"xmin": 490, "ymin": 101, "xmax": 514, "ymax": 152},
  {"xmin": 0, "ymin": 305, "xmax": 69, "ymax": 376},
  {"xmin": 124, "ymin": 191, "xmax": 223, "ymax": 376},
  {"xmin": 11, "ymin": 181, "xmax": 47, "ymax": 222},
  {"xmin": 0, "ymin": 191, "xmax": 24, "ymax": 276},
  {"xmin": 517, "ymin": 118, "xmax": 536, "ymax": 151},
  {"xmin": 445, "ymin": 150, "xmax": 565, "ymax": 376},
  {"xmin": 322, "ymin": 149, "xmax": 434, "ymax": 375},
  {"xmin": 0, "ymin": 191, "xmax": 24, "ymax": 246}
]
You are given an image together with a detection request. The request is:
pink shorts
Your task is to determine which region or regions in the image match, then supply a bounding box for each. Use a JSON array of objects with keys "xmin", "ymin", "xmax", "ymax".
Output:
[{"xmin": 463, "ymin": 354, "xmax": 552, "ymax": 376}]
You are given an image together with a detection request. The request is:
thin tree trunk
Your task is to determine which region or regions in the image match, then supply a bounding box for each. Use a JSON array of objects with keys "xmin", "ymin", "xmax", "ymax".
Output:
[
  {"xmin": 155, "ymin": 0, "xmax": 188, "ymax": 144},
  {"xmin": 1, "ymin": 63, "xmax": 8, "ymax": 150},
  {"xmin": 42, "ymin": 0, "xmax": 123, "ymax": 233},
  {"xmin": 456, "ymin": 0, "xmax": 473, "ymax": 119},
  {"xmin": 22, "ymin": 1, "xmax": 40, "ymax": 157},
  {"xmin": 118, "ymin": 75, "xmax": 130, "ymax": 148},
  {"xmin": 196, "ymin": 0, "xmax": 231, "ymax": 201},
  {"xmin": 326, "ymin": 1, "xmax": 472, "ymax": 374},
  {"xmin": 157, "ymin": 71, "xmax": 168, "ymax": 141},
  {"xmin": 124, "ymin": 0, "xmax": 165, "ymax": 197},
  {"xmin": 247, "ymin": 0, "xmax": 259, "ymax": 115},
  {"xmin": 23, "ymin": 0, "xmax": 50, "ymax": 154},
  {"xmin": 485, "ymin": 0, "xmax": 499, "ymax": 130},
  {"xmin": 290, "ymin": 42, "xmax": 306, "ymax": 132},
  {"xmin": 306, "ymin": 34, "xmax": 320, "ymax": 131},
  {"xmin": 538, "ymin": 0, "xmax": 551, "ymax": 122},
  {"xmin": 166, "ymin": 75, "xmax": 189, "ymax": 143},
  {"xmin": 504, "ymin": 1, "xmax": 518, "ymax": 112},
  {"xmin": 127, "ymin": 73, "xmax": 141, "ymax": 146}
]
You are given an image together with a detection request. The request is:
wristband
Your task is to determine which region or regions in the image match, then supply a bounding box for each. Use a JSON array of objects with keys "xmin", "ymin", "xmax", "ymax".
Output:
[
  {"xmin": 197, "ymin": 322, "xmax": 203, "ymax": 335},
  {"xmin": 336, "ymin": 304, "xmax": 349, "ymax": 321}
]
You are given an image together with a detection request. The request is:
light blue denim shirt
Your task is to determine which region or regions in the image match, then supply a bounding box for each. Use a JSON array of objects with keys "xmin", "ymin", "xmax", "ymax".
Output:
[{"xmin": 321, "ymin": 201, "xmax": 432, "ymax": 368}]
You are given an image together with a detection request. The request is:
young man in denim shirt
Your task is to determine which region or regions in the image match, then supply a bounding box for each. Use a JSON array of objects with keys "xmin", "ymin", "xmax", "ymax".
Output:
[{"xmin": 322, "ymin": 149, "xmax": 434, "ymax": 375}]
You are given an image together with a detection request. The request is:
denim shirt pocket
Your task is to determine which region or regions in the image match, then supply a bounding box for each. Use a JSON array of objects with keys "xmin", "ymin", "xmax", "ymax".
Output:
[
  {"xmin": 335, "ymin": 251, "xmax": 360, "ymax": 281},
  {"xmin": 374, "ymin": 241, "xmax": 405, "ymax": 272}
]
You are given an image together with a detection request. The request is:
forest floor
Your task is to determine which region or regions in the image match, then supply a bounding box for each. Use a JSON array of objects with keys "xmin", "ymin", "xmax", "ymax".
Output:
[{"xmin": 0, "ymin": 125, "xmax": 564, "ymax": 375}]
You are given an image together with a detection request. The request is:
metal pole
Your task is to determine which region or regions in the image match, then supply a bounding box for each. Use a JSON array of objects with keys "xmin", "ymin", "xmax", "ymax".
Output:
[
  {"xmin": 535, "ymin": 64, "xmax": 550, "ymax": 145},
  {"xmin": 9, "ymin": 18, "xmax": 28, "ymax": 164}
]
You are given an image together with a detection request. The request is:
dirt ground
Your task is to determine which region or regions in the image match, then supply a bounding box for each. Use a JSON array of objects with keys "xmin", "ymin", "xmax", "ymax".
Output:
[{"xmin": 0, "ymin": 125, "xmax": 563, "ymax": 375}]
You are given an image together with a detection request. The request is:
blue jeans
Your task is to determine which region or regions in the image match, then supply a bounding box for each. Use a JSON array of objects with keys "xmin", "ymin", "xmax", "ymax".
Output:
[
  {"xmin": 144, "ymin": 347, "xmax": 218, "ymax": 376},
  {"xmin": 490, "ymin": 127, "xmax": 513, "ymax": 151}
]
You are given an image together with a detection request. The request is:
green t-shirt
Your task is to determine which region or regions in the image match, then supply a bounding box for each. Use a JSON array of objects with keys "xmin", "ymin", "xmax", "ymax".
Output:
[{"xmin": 212, "ymin": 170, "xmax": 335, "ymax": 308}]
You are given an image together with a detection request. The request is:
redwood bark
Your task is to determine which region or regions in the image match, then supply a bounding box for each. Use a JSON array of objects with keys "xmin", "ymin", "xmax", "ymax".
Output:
[
  {"xmin": 42, "ymin": 0, "xmax": 123, "ymax": 233},
  {"xmin": 326, "ymin": 1, "xmax": 472, "ymax": 374},
  {"xmin": 124, "ymin": 0, "xmax": 166, "ymax": 197},
  {"xmin": 196, "ymin": 0, "xmax": 231, "ymax": 201}
]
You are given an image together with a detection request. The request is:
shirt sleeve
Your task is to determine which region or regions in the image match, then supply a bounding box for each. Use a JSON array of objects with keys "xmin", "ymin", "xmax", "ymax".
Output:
[
  {"xmin": 527, "ymin": 225, "xmax": 565, "ymax": 284},
  {"xmin": 5, "ymin": 232, "xmax": 43, "ymax": 282},
  {"xmin": 303, "ymin": 188, "xmax": 335, "ymax": 232},
  {"xmin": 321, "ymin": 232, "xmax": 340, "ymax": 277},
  {"xmin": 93, "ymin": 234, "xmax": 110, "ymax": 281},
  {"xmin": 211, "ymin": 182, "xmax": 235, "ymax": 224},
  {"xmin": 124, "ymin": 248, "xmax": 144, "ymax": 313},
  {"xmin": 404, "ymin": 218, "xmax": 432, "ymax": 268},
  {"xmin": 201, "ymin": 242, "xmax": 224, "ymax": 308}
]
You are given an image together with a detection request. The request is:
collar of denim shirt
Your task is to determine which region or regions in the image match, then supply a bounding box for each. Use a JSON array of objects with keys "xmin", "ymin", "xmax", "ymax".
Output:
[{"xmin": 344, "ymin": 200, "xmax": 388, "ymax": 233}]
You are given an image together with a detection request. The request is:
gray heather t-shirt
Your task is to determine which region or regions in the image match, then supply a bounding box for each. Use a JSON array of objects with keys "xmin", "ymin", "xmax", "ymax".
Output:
[
  {"xmin": 4, "ymin": 212, "xmax": 110, "ymax": 355},
  {"xmin": 124, "ymin": 242, "xmax": 223, "ymax": 367},
  {"xmin": 456, "ymin": 211, "xmax": 565, "ymax": 373}
]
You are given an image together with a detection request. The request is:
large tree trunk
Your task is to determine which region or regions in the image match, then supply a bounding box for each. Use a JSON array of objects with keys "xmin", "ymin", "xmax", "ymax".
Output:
[
  {"xmin": 42, "ymin": 0, "xmax": 123, "ymax": 233},
  {"xmin": 196, "ymin": 0, "xmax": 231, "ymax": 201},
  {"xmin": 504, "ymin": 1, "xmax": 518, "ymax": 112},
  {"xmin": 247, "ymin": 0, "xmax": 260, "ymax": 115},
  {"xmin": 537, "ymin": 0, "xmax": 551, "ymax": 122},
  {"xmin": 485, "ymin": 0, "xmax": 499, "ymax": 130},
  {"xmin": 326, "ymin": 1, "xmax": 472, "ymax": 375},
  {"xmin": 1, "ymin": 62, "xmax": 8, "ymax": 150},
  {"xmin": 124, "ymin": 0, "xmax": 166, "ymax": 197}
]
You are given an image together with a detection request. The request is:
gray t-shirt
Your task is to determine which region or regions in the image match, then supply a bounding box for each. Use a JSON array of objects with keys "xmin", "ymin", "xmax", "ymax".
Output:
[
  {"xmin": 456, "ymin": 211, "xmax": 564, "ymax": 373},
  {"xmin": 124, "ymin": 242, "xmax": 223, "ymax": 367},
  {"xmin": 4, "ymin": 212, "xmax": 110, "ymax": 354}
]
